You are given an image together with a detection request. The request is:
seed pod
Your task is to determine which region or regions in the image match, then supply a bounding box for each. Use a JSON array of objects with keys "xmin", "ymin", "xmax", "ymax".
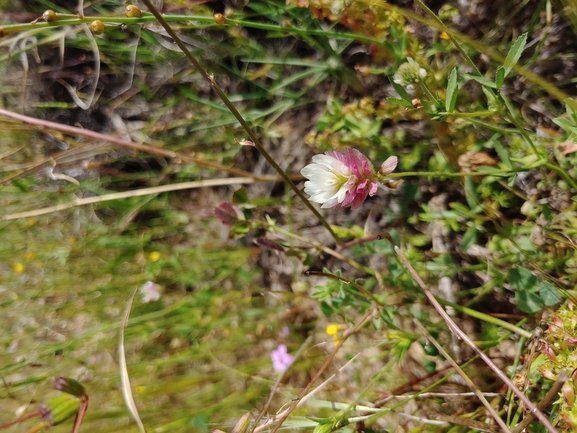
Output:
[
  {"xmin": 90, "ymin": 20, "xmax": 106, "ymax": 35},
  {"xmin": 125, "ymin": 5, "xmax": 142, "ymax": 17},
  {"xmin": 213, "ymin": 13, "xmax": 226, "ymax": 25},
  {"xmin": 43, "ymin": 10, "xmax": 58, "ymax": 22}
]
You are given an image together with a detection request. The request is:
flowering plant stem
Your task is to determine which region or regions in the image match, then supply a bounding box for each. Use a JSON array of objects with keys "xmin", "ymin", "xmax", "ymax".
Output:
[
  {"xmin": 386, "ymin": 234, "xmax": 559, "ymax": 433},
  {"xmin": 138, "ymin": 0, "xmax": 341, "ymax": 244}
]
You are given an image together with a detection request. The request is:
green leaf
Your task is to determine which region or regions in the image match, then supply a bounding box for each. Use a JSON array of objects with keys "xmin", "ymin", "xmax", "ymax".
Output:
[
  {"xmin": 491, "ymin": 138, "xmax": 513, "ymax": 169},
  {"xmin": 464, "ymin": 73, "xmax": 497, "ymax": 88},
  {"xmin": 516, "ymin": 290, "xmax": 544, "ymax": 314},
  {"xmin": 503, "ymin": 32, "xmax": 527, "ymax": 77},
  {"xmin": 389, "ymin": 76, "xmax": 412, "ymax": 103},
  {"xmin": 540, "ymin": 281, "xmax": 561, "ymax": 306},
  {"xmin": 495, "ymin": 67, "xmax": 505, "ymax": 89},
  {"xmin": 445, "ymin": 67, "xmax": 458, "ymax": 112},
  {"xmin": 553, "ymin": 117, "xmax": 575, "ymax": 131},
  {"xmin": 508, "ymin": 267, "xmax": 539, "ymax": 292},
  {"xmin": 464, "ymin": 177, "xmax": 481, "ymax": 212},
  {"xmin": 387, "ymin": 97, "xmax": 413, "ymax": 109},
  {"xmin": 462, "ymin": 225, "xmax": 478, "ymax": 252},
  {"xmin": 232, "ymin": 187, "xmax": 248, "ymax": 204}
]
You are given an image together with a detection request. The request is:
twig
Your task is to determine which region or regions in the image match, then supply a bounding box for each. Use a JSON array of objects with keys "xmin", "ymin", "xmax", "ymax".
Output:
[{"xmin": 0, "ymin": 108, "xmax": 258, "ymax": 182}]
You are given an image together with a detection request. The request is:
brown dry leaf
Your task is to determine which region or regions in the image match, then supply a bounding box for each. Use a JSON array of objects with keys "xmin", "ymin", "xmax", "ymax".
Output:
[
  {"xmin": 558, "ymin": 140, "xmax": 577, "ymax": 156},
  {"xmin": 458, "ymin": 151, "xmax": 498, "ymax": 173}
]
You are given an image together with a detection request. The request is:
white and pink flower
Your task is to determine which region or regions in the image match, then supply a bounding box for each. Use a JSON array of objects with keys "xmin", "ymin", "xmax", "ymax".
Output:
[{"xmin": 301, "ymin": 148, "xmax": 397, "ymax": 210}]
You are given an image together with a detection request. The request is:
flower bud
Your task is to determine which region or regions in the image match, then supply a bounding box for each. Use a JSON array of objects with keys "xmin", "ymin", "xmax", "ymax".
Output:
[
  {"xmin": 53, "ymin": 377, "xmax": 87, "ymax": 399},
  {"xmin": 213, "ymin": 13, "xmax": 226, "ymax": 25},
  {"xmin": 383, "ymin": 179, "xmax": 403, "ymax": 189},
  {"xmin": 43, "ymin": 10, "xmax": 58, "ymax": 22},
  {"xmin": 90, "ymin": 20, "xmax": 106, "ymax": 35},
  {"xmin": 563, "ymin": 381, "xmax": 575, "ymax": 405},
  {"xmin": 379, "ymin": 156, "xmax": 398, "ymax": 176},
  {"xmin": 39, "ymin": 394, "xmax": 81, "ymax": 426},
  {"xmin": 126, "ymin": 5, "xmax": 142, "ymax": 17}
]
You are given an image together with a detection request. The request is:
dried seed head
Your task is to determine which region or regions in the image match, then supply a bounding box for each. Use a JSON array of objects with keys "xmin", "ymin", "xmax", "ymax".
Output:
[
  {"xmin": 213, "ymin": 13, "xmax": 226, "ymax": 25},
  {"xmin": 43, "ymin": 10, "xmax": 58, "ymax": 22},
  {"xmin": 125, "ymin": 5, "xmax": 142, "ymax": 18},
  {"xmin": 90, "ymin": 20, "xmax": 106, "ymax": 35}
]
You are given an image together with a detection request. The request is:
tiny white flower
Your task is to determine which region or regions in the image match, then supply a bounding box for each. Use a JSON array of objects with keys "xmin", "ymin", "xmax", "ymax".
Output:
[{"xmin": 139, "ymin": 281, "xmax": 161, "ymax": 303}]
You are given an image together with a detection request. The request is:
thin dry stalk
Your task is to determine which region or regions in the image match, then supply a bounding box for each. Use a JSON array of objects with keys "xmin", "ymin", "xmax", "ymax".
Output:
[
  {"xmin": 389, "ymin": 238, "xmax": 559, "ymax": 433},
  {"xmin": 2, "ymin": 177, "xmax": 256, "ymax": 220}
]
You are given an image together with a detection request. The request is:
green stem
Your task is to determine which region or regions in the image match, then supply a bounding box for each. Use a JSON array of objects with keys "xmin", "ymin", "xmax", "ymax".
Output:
[
  {"xmin": 0, "ymin": 14, "xmax": 384, "ymax": 48},
  {"xmin": 386, "ymin": 168, "xmax": 531, "ymax": 178},
  {"xmin": 418, "ymin": 81, "xmax": 440, "ymax": 105},
  {"xmin": 437, "ymin": 298, "xmax": 532, "ymax": 338},
  {"xmin": 448, "ymin": 110, "xmax": 496, "ymax": 118},
  {"xmin": 137, "ymin": 0, "xmax": 341, "ymax": 244},
  {"xmin": 544, "ymin": 162, "xmax": 577, "ymax": 191},
  {"xmin": 464, "ymin": 117, "xmax": 519, "ymax": 134},
  {"xmin": 501, "ymin": 94, "xmax": 540, "ymax": 156}
]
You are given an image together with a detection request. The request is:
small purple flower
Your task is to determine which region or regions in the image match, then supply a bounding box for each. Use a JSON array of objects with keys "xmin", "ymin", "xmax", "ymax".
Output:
[
  {"xmin": 271, "ymin": 344, "xmax": 294, "ymax": 373},
  {"xmin": 301, "ymin": 148, "xmax": 380, "ymax": 210}
]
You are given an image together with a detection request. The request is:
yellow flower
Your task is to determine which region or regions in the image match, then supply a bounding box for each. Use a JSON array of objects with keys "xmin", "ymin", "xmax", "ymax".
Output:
[
  {"xmin": 325, "ymin": 324, "xmax": 341, "ymax": 346},
  {"xmin": 14, "ymin": 262, "xmax": 24, "ymax": 273},
  {"xmin": 148, "ymin": 251, "xmax": 161, "ymax": 262}
]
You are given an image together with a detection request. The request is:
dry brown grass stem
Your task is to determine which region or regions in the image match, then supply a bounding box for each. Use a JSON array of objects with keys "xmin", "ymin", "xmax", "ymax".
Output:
[{"xmin": 2, "ymin": 177, "xmax": 257, "ymax": 220}]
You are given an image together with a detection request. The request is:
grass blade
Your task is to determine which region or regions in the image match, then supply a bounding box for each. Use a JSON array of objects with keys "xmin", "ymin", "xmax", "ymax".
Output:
[
  {"xmin": 445, "ymin": 67, "xmax": 458, "ymax": 112},
  {"xmin": 119, "ymin": 288, "xmax": 147, "ymax": 433}
]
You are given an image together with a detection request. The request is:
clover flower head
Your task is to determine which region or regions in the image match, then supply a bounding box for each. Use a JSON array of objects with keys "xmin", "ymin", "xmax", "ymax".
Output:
[
  {"xmin": 301, "ymin": 147, "xmax": 379, "ymax": 210},
  {"xmin": 271, "ymin": 344, "xmax": 294, "ymax": 373},
  {"xmin": 393, "ymin": 58, "xmax": 427, "ymax": 90}
]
